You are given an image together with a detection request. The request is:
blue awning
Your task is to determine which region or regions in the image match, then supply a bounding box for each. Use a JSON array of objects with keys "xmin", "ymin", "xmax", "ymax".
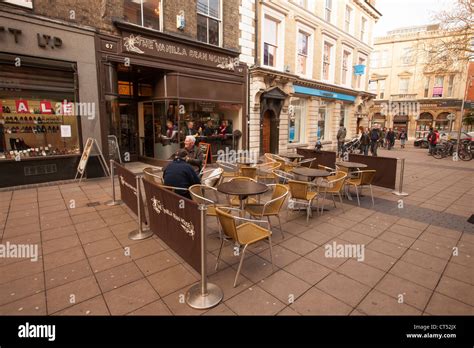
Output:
[{"xmin": 294, "ymin": 85, "xmax": 356, "ymax": 102}]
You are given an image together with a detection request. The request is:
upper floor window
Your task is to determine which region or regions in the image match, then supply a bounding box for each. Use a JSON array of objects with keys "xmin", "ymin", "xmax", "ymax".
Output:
[
  {"xmin": 342, "ymin": 50, "xmax": 352, "ymax": 86},
  {"xmin": 263, "ymin": 16, "xmax": 279, "ymax": 67},
  {"xmin": 368, "ymin": 80, "xmax": 377, "ymax": 93},
  {"xmin": 447, "ymin": 75, "xmax": 455, "ymax": 97},
  {"xmin": 424, "ymin": 76, "xmax": 430, "ymax": 98},
  {"xmin": 433, "ymin": 75, "xmax": 444, "ymax": 97},
  {"xmin": 380, "ymin": 50, "xmax": 389, "ymax": 67},
  {"xmin": 401, "ymin": 47, "xmax": 414, "ymax": 65},
  {"xmin": 360, "ymin": 17, "xmax": 367, "ymax": 42},
  {"xmin": 379, "ymin": 79, "xmax": 385, "ymax": 99},
  {"xmin": 297, "ymin": 31, "xmax": 309, "ymax": 75},
  {"xmin": 322, "ymin": 41, "xmax": 333, "ymax": 81},
  {"xmin": 294, "ymin": 0, "xmax": 307, "ymax": 8},
  {"xmin": 370, "ymin": 51, "xmax": 379, "ymax": 68},
  {"xmin": 399, "ymin": 78, "xmax": 409, "ymax": 94},
  {"xmin": 356, "ymin": 56, "xmax": 367, "ymax": 89},
  {"xmin": 325, "ymin": 0, "xmax": 332, "ymax": 22},
  {"xmin": 124, "ymin": 0, "xmax": 162, "ymax": 30},
  {"xmin": 197, "ymin": 0, "xmax": 221, "ymax": 46},
  {"xmin": 345, "ymin": 5, "xmax": 352, "ymax": 33}
]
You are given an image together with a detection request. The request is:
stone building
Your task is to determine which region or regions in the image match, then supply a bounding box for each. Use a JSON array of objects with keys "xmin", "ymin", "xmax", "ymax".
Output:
[
  {"xmin": 239, "ymin": 0, "xmax": 381, "ymax": 155},
  {"xmin": 0, "ymin": 0, "xmax": 246, "ymax": 187},
  {"xmin": 369, "ymin": 24, "xmax": 470, "ymax": 139}
]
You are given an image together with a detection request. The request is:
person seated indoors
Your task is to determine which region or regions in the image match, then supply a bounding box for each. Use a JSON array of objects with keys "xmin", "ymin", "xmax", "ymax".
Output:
[
  {"xmin": 164, "ymin": 120, "xmax": 178, "ymax": 142},
  {"xmin": 183, "ymin": 120, "xmax": 199, "ymax": 137},
  {"xmin": 202, "ymin": 120, "xmax": 215, "ymax": 136},
  {"xmin": 218, "ymin": 120, "xmax": 232, "ymax": 136},
  {"xmin": 163, "ymin": 149, "xmax": 201, "ymax": 199}
]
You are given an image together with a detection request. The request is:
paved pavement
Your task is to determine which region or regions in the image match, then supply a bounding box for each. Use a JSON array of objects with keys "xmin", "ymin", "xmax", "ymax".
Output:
[{"xmin": 0, "ymin": 143, "xmax": 472, "ymax": 315}]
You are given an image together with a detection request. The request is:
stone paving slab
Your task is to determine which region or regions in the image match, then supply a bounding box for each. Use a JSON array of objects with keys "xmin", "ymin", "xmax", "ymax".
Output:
[{"xmin": 0, "ymin": 145, "xmax": 473, "ymax": 315}]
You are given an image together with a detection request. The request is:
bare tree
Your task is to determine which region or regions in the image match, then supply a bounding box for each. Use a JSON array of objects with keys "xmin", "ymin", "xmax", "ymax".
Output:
[{"xmin": 419, "ymin": 0, "xmax": 473, "ymax": 74}]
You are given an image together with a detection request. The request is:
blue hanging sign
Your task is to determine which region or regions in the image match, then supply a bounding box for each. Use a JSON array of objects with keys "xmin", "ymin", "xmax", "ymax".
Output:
[{"xmin": 354, "ymin": 65, "xmax": 366, "ymax": 75}]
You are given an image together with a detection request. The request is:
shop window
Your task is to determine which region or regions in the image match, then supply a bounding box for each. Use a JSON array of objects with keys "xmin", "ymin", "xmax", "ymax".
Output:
[
  {"xmin": 289, "ymin": 97, "xmax": 306, "ymax": 144},
  {"xmin": 123, "ymin": 0, "xmax": 162, "ymax": 31},
  {"xmin": 118, "ymin": 81, "xmax": 134, "ymax": 96},
  {"xmin": 297, "ymin": 31, "xmax": 309, "ymax": 76},
  {"xmin": 318, "ymin": 105, "xmax": 327, "ymax": 141},
  {"xmin": 263, "ymin": 16, "xmax": 279, "ymax": 67},
  {"xmin": 433, "ymin": 76, "xmax": 444, "ymax": 97},
  {"xmin": 138, "ymin": 83, "xmax": 153, "ymax": 97},
  {"xmin": 197, "ymin": 0, "xmax": 221, "ymax": 46}
]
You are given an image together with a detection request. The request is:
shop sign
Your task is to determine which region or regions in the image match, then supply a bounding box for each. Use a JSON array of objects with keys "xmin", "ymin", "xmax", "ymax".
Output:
[
  {"xmin": 219, "ymin": 103, "xmax": 241, "ymax": 111},
  {"xmin": 15, "ymin": 100, "xmax": 29, "ymax": 113},
  {"xmin": 0, "ymin": 26, "xmax": 62, "ymax": 49},
  {"xmin": 122, "ymin": 32, "xmax": 241, "ymax": 72},
  {"xmin": 420, "ymin": 99, "xmax": 463, "ymax": 108},
  {"xmin": 199, "ymin": 102, "xmax": 215, "ymax": 112},
  {"xmin": 354, "ymin": 65, "xmax": 366, "ymax": 75},
  {"xmin": 294, "ymin": 85, "xmax": 356, "ymax": 102},
  {"xmin": 40, "ymin": 101, "xmax": 52, "ymax": 114}
]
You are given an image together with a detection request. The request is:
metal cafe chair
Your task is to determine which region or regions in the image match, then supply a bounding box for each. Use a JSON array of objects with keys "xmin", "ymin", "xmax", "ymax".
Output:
[
  {"xmin": 345, "ymin": 170, "xmax": 376, "ymax": 206},
  {"xmin": 318, "ymin": 171, "xmax": 348, "ymax": 214},
  {"xmin": 288, "ymin": 180, "xmax": 320, "ymax": 224},
  {"xmin": 318, "ymin": 164, "xmax": 336, "ymax": 174},
  {"xmin": 272, "ymin": 169, "xmax": 295, "ymax": 188},
  {"xmin": 240, "ymin": 166, "xmax": 257, "ymax": 180},
  {"xmin": 296, "ymin": 157, "xmax": 317, "ymax": 168},
  {"xmin": 244, "ymin": 183, "xmax": 288, "ymax": 238},
  {"xmin": 216, "ymin": 160, "xmax": 239, "ymax": 184},
  {"xmin": 143, "ymin": 167, "xmax": 164, "ymax": 185},
  {"xmin": 215, "ymin": 207, "xmax": 275, "ymax": 287},
  {"xmin": 200, "ymin": 167, "xmax": 224, "ymax": 187},
  {"xmin": 189, "ymin": 184, "xmax": 228, "ymax": 240},
  {"xmin": 256, "ymin": 161, "xmax": 281, "ymax": 183}
]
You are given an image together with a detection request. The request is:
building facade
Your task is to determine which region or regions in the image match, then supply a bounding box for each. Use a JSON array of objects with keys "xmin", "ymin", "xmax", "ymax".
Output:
[
  {"xmin": 0, "ymin": 0, "xmax": 245, "ymax": 187},
  {"xmin": 369, "ymin": 25, "xmax": 470, "ymax": 140},
  {"xmin": 239, "ymin": 0, "xmax": 381, "ymax": 155}
]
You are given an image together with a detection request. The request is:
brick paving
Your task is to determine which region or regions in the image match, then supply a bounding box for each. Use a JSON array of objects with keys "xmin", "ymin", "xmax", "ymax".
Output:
[{"xmin": 0, "ymin": 144, "xmax": 473, "ymax": 315}]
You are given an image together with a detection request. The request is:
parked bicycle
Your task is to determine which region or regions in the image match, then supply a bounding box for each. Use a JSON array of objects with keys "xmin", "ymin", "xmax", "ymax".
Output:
[
  {"xmin": 433, "ymin": 139, "xmax": 472, "ymax": 161},
  {"xmin": 433, "ymin": 140, "xmax": 455, "ymax": 159}
]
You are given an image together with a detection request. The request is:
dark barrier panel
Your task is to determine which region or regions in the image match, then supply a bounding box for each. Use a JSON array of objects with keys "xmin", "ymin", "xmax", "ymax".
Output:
[
  {"xmin": 348, "ymin": 153, "xmax": 397, "ymax": 190},
  {"xmin": 296, "ymin": 148, "xmax": 337, "ymax": 169},
  {"xmin": 143, "ymin": 178, "xmax": 201, "ymax": 273},
  {"xmin": 114, "ymin": 162, "xmax": 146, "ymax": 217}
]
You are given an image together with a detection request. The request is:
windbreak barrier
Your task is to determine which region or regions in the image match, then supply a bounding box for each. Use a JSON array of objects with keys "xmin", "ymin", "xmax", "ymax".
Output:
[
  {"xmin": 348, "ymin": 154, "xmax": 397, "ymax": 190},
  {"xmin": 114, "ymin": 162, "xmax": 146, "ymax": 217},
  {"xmin": 296, "ymin": 148, "xmax": 337, "ymax": 169}
]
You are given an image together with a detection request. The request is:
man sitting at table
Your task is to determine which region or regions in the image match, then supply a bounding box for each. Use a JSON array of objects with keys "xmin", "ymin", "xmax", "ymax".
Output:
[
  {"xmin": 163, "ymin": 149, "xmax": 201, "ymax": 199},
  {"xmin": 203, "ymin": 120, "xmax": 215, "ymax": 136},
  {"xmin": 184, "ymin": 135, "xmax": 204, "ymax": 173},
  {"xmin": 184, "ymin": 120, "xmax": 199, "ymax": 136}
]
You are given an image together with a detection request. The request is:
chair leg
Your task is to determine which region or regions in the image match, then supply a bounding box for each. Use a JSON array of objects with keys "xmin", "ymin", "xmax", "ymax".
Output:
[
  {"xmin": 321, "ymin": 191, "xmax": 327, "ymax": 215},
  {"xmin": 369, "ymin": 185, "xmax": 374, "ymax": 207},
  {"xmin": 277, "ymin": 215, "xmax": 284, "ymax": 239},
  {"xmin": 233, "ymin": 244, "xmax": 248, "ymax": 287},
  {"xmin": 268, "ymin": 236, "xmax": 275, "ymax": 273},
  {"xmin": 331, "ymin": 194, "xmax": 337, "ymax": 208},
  {"xmin": 338, "ymin": 192, "xmax": 345, "ymax": 213},
  {"xmin": 215, "ymin": 238, "xmax": 225, "ymax": 271},
  {"xmin": 306, "ymin": 205, "xmax": 310, "ymax": 224},
  {"xmin": 267, "ymin": 216, "xmax": 272, "ymax": 231},
  {"xmin": 355, "ymin": 185, "xmax": 360, "ymax": 206}
]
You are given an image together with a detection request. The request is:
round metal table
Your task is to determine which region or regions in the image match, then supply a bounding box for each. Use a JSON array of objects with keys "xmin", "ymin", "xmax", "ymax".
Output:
[
  {"xmin": 292, "ymin": 167, "xmax": 330, "ymax": 179},
  {"xmin": 217, "ymin": 181, "xmax": 269, "ymax": 211},
  {"xmin": 279, "ymin": 153, "xmax": 304, "ymax": 161},
  {"xmin": 337, "ymin": 161, "xmax": 368, "ymax": 169}
]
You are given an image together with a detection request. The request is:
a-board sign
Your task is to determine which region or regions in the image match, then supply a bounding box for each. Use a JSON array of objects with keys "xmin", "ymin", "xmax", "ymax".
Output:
[
  {"xmin": 143, "ymin": 177, "xmax": 202, "ymax": 273},
  {"xmin": 77, "ymin": 138, "xmax": 94, "ymax": 175}
]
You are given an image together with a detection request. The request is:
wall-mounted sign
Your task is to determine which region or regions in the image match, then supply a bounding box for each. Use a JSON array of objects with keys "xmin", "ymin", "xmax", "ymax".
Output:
[
  {"xmin": 60, "ymin": 125, "xmax": 71, "ymax": 138},
  {"xmin": 354, "ymin": 65, "xmax": 366, "ymax": 75},
  {"xmin": 0, "ymin": 26, "xmax": 62, "ymax": 49},
  {"xmin": 122, "ymin": 31, "xmax": 240, "ymax": 72},
  {"xmin": 294, "ymin": 85, "xmax": 356, "ymax": 102}
]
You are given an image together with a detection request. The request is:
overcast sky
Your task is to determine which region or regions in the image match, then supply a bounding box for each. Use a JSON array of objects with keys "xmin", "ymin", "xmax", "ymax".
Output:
[{"xmin": 372, "ymin": 0, "xmax": 454, "ymax": 37}]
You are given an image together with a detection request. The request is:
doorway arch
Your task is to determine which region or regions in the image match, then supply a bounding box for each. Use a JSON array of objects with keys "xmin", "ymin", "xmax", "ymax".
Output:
[{"xmin": 259, "ymin": 87, "xmax": 287, "ymax": 154}]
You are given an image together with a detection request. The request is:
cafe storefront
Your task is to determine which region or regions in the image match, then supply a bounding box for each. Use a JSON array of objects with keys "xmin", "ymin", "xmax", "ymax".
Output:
[
  {"xmin": 96, "ymin": 21, "xmax": 247, "ymax": 163},
  {"xmin": 0, "ymin": 11, "xmax": 100, "ymax": 187}
]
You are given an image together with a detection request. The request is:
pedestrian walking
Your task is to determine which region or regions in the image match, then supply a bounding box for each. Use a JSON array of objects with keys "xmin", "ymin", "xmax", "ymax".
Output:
[
  {"xmin": 380, "ymin": 127, "xmax": 387, "ymax": 148},
  {"xmin": 359, "ymin": 127, "xmax": 370, "ymax": 156},
  {"xmin": 386, "ymin": 128, "xmax": 395, "ymax": 150},
  {"xmin": 427, "ymin": 127, "xmax": 438, "ymax": 155},
  {"xmin": 399, "ymin": 129, "xmax": 407, "ymax": 148},
  {"xmin": 337, "ymin": 124, "xmax": 347, "ymax": 157},
  {"xmin": 370, "ymin": 126, "xmax": 381, "ymax": 156}
]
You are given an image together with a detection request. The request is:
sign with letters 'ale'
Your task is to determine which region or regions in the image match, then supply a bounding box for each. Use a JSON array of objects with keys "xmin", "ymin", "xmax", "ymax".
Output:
[
  {"xmin": 114, "ymin": 163, "xmax": 145, "ymax": 218},
  {"xmin": 143, "ymin": 178, "xmax": 201, "ymax": 273}
]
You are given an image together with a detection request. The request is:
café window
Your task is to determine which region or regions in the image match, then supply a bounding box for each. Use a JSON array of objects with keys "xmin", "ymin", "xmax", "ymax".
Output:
[
  {"xmin": 123, "ymin": 0, "xmax": 162, "ymax": 31},
  {"xmin": 433, "ymin": 76, "xmax": 444, "ymax": 97},
  {"xmin": 289, "ymin": 97, "xmax": 306, "ymax": 144},
  {"xmin": 0, "ymin": 64, "xmax": 81, "ymax": 161},
  {"xmin": 197, "ymin": 0, "xmax": 222, "ymax": 46}
]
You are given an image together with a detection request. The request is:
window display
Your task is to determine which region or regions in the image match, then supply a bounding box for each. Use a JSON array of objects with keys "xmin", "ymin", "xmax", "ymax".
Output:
[{"xmin": 0, "ymin": 97, "xmax": 80, "ymax": 160}]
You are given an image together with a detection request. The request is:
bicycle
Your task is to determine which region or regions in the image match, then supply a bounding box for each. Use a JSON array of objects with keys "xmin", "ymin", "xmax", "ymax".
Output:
[
  {"xmin": 457, "ymin": 140, "xmax": 472, "ymax": 161},
  {"xmin": 433, "ymin": 140, "xmax": 454, "ymax": 159}
]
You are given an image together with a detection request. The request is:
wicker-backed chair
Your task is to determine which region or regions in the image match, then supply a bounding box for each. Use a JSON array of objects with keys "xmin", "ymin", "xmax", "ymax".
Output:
[
  {"xmin": 345, "ymin": 170, "xmax": 376, "ymax": 206},
  {"xmin": 318, "ymin": 164, "xmax": 336, "ymax": 173},
  {"xmin": 216, "ymin": 160, "xmax": 239, "ymax": 184},
  {"xmin": 256, "ymin": 161, "xmax": 281, "ymax": 183},
  {"xmin": 288, "ymin": 180, "xmax": 319, "ymax": 224},
  {"xmin": 297, "ymin": 157, "xmax": 317, "ymax": 168},
  {"xmin": 240, "ymin": 166, "xmax": 257, "ymax": 180},
  {"xmin": 143, "ymin": 167, "xmax": 163, "ymax": 185},
  {"xmin": 272, "ymin": 169, "xmax": 295, "ymax": 189},
  {"xmin": 244, "ymin": 184, "xmax": 288, "ymax": 238},
  {"xmin": 215, "ymin": 207, "xmax": 274, "ymax": 287},
  {"xmin": 319, "ymin": 171, "xmax": 348, "ymax": 214}
]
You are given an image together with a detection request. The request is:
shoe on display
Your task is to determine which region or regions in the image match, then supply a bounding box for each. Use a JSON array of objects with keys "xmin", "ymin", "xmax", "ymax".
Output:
[
  {"xmin": 14, "ymin": 117, "xmax": 18, "ymax": 123},
  {"xmin": 5, "ymin": 107, "xmax": 11, "ymax": 113},
  {"xmin": 37, "ymin": 117, "xmax": 42, "ymax": 124}
]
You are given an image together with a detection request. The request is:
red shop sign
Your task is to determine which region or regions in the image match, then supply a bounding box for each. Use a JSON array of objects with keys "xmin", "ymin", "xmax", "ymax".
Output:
[
  {"xmin": 40, "ymin": 101, "xmax": 52, "ymax": 114},
  {"xmin": 15, "ymin": 100, "xmax": 29, "ymax": 113}
]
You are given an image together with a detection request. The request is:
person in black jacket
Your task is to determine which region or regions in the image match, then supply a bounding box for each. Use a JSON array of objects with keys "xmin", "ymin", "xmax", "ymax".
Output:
[{"xmin": 163, "ymin": 149, "xmax": 201, "ymax": 199}]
